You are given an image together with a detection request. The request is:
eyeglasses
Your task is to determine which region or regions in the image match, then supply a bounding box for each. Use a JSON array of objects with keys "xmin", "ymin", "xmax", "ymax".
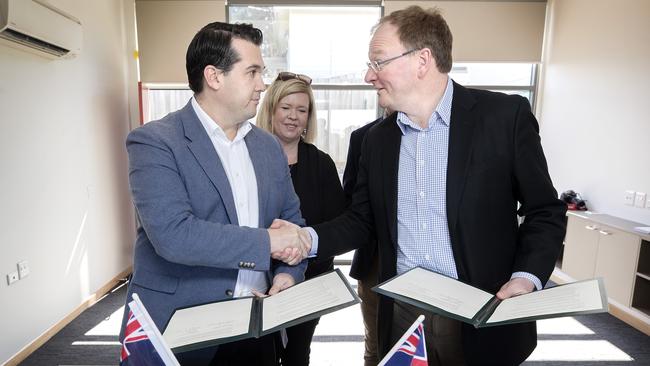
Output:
[
  {"xmin": 366, "ymin": 49, "xmax": 419, "ymax": 73},
  {"xmin": 276, "ymin": 72, "xmax": 312, "ymax": 85}
]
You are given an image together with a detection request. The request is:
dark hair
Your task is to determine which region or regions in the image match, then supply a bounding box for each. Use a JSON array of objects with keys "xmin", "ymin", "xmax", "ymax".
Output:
[
  {"xmin": 379, "ymin": 6, "xmax": 453, "ymax": 73},
  {"xmin": 186, "ymin": 22, "xmax": 263, "ymax": 93}
]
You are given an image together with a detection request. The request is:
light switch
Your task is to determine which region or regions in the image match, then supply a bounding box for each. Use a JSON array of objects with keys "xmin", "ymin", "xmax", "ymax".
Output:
[
  {"xmin": 635, "ymin": 192, "xmax": 647, "ymax": 208},
  {"xmin": 624, "ymin": 190, "xmax": 635, "ymax": 206}
]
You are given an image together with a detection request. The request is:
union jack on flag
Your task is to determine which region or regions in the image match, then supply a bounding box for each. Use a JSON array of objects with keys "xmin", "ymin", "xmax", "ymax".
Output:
[
  {"xmin": 378, "ymin": 315, "xmax": 428, "ymax": 366},
  {"xmin": 120, "ymin": 293, "xmax": 180, "ymax": 366}
]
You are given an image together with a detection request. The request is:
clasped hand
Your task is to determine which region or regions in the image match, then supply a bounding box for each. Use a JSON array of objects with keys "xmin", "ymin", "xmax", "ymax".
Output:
[{"xmin": 267, "ymin": 219, "xmax": 312, "ymax": 265}]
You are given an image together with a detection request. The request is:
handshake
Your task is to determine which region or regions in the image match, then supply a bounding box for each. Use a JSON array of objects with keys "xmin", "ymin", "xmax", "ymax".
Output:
[{"xmin": 267, "ymin": 219, "xmax": 313, "ymax": 265}]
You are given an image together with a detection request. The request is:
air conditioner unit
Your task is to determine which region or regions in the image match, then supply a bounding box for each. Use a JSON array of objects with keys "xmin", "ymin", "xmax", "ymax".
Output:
[{"xmin": 0, "ymin": 0, "xmax": 82, "ymax": 59}]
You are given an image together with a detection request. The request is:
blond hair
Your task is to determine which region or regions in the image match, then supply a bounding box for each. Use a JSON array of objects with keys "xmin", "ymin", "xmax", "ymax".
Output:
[{"xmin": 256, "ymin": 78, "xmax": 317, "ymax": 144}]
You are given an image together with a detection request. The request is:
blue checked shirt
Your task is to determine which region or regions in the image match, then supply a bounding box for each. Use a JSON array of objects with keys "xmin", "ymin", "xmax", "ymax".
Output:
[
  {"xmin": 395, "ymin": 77, "xmax": 456, "ymax": 277},
  {"xmin": 394, "ymin": 77, "xmax": 542, "ymax": 290}
]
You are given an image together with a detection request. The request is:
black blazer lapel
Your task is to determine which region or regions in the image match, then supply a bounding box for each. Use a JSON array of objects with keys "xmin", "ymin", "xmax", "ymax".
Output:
[
  {"xmin": 378, "ymin": 114, "xmax": 402, "ymax": 246},
  {"xmin": 446, "ymin": 82, "xmax": 477, "ymax": 263},
  {"xmin": 181, "ymin": 101, "xmax": 239, "ymax": 225}
]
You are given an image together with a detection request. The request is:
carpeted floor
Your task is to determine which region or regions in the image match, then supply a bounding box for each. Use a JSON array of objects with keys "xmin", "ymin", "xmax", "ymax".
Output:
[
  {"xmin": 20, "ymin": 280, "xmax": 129, "ymax": 366},
  {"xmin": 19, "ymin": 274, "xmax": 650, "ymax": 366}
]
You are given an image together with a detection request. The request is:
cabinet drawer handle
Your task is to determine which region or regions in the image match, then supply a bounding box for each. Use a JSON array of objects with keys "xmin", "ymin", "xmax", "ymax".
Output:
[
  {"xmin": 599, "ymin": 230, "xmax": 612, "ymax": 236},
  {"xmin": 585, "ymin": 225, "xmax": 599, "ymax": 230}
]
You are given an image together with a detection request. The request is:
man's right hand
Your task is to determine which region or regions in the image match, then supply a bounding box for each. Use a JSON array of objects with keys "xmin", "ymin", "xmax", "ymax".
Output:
[{"xmin": 267, "ymin": 219, "xmax": 312, "ymax": 265}]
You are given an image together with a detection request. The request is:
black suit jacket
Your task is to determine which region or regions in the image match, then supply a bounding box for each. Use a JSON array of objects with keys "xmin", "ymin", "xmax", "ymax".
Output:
[
  {"xmin": 342, "ymin": 118, "xmax": 381, "ymax": 280},
  {"xmin": 315, "ymin": 81, "xmax": 567, "ymax": 365}
]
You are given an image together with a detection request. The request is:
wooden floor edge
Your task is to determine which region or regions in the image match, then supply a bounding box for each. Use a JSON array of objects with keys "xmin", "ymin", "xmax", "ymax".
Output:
[{"xmin": 3, "ymin": 266, "xmax": 132, "ymax": 366}]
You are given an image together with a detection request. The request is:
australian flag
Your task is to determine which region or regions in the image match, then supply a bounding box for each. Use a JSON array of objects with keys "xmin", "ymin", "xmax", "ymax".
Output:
[
  {"xmin": 379, "ymin": 315, "xmax": 428, "ymax": 366},
  {"xmin": 120, "ymin": 294, "xmax": 179, "ymax": 366}
]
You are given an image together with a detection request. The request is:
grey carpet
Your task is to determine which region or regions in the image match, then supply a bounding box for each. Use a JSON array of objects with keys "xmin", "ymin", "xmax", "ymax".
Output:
[
  {"xmin": 20, "ymin": 280, "xmax": 128, "ymax": 366},
  {"xmin": 19, "ymin": 280, "xmax": 650, "ymax": 365}
]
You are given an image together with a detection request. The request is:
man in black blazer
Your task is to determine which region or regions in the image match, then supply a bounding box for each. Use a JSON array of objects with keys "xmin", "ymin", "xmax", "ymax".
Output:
[
  {"xmin": 342, "ymin": 115, "xmax": 382, "ymax": 366},
  {"xmin": 305, "ymin": 5, "xmax": 567, "ymax": 366}
]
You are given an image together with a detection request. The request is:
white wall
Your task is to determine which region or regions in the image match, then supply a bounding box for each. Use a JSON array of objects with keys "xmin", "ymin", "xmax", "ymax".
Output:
[
  {"xmin": 538, "ymin": 0, "xmax": 650, "ymax": 225},
  {"xmin": 0, "ymin": 0, "xmax": 138, "ymax": 363}
]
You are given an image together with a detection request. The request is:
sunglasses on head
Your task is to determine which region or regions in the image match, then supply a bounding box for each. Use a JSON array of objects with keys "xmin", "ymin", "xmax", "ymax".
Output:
[{"xmin": 276, "ymin": 72, "xmax": 312, "ymax": 85}]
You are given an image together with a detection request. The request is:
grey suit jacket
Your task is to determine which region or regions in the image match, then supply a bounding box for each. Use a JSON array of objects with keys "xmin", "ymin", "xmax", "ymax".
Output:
[{"xmin": 120, "ymin": 100, "xmax": 306, "ymax": 334}]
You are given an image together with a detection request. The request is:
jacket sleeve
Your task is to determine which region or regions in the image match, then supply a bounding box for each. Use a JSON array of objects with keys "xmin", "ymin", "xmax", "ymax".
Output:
[
  {"xmin": 511, "ymin": 96, "xmax": 567, "ymax": 284},
  {"xmin": 127, "ymin": 126, "xmax": 272, "ymax": 270},
  {"xmin": 314, "ymin": 131, "xmax": 375, "ymax": 260}
]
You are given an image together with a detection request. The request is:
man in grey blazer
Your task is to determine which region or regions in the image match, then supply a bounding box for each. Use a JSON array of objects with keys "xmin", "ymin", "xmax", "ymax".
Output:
[{"xmin": 120, "ymin": 22, "xmax": 309, "ymax": 365}]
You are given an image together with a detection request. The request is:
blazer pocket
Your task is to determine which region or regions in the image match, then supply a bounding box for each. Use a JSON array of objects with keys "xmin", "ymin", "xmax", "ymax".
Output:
[{"xmin": 132, "ymin": 269, "xmax": 179, "ymax": 294}]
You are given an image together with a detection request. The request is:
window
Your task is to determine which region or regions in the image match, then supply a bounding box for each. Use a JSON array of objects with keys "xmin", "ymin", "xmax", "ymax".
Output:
[
  {"xmin": 450, "ymin": 63, "xmax": 539, "ymax": 107},
  {"xmin": 229, "ymin": 5, "xmax": 382, "ymax": 171},
  {"xmin": 228, "ymin": 6, "xmax": 380, "ymax": 85},
  {"xmin": 144, "ymin": 88, "xmax": 192, "ymax": 123},
  {"xmin": 142, "ymin": 7, "xmax": 539, "ymax": 173}
]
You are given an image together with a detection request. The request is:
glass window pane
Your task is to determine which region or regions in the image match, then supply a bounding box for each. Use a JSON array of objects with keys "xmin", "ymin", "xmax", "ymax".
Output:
[
  {"xmin": 492, "ymin": 90, "xmax": 532, "ymax": 100},
  {"xmin": 450, "ymin": 63, "xmax": 535, "ymax": 86},
  {"xmin": 312, "ymin": 89, "xmax": 378, "ymax": 171},
  {"xmin": 229, "ymin": 6, "xmax": 381, "ymax": 84}
]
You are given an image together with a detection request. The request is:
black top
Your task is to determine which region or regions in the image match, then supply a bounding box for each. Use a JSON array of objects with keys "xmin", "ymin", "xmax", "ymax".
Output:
[{"xmin": 290, "ymin": 140, "xmax": 346, "ymax": 279}]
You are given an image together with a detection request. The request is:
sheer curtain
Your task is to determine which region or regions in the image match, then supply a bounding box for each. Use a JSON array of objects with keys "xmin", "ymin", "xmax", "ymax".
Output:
[{"xmin": 144, "ymin": 89, "xmax": 193, "ymax": 123}]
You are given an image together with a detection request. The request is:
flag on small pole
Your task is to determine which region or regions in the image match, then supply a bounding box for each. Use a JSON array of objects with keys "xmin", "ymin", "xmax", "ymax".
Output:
[
  {"xmin": 120, "ymin": 293, "xmax": 180, "ymax": 366},
  {"xmin": 378, "ymin": 314, "xmax": 427, "ymax": 366}
]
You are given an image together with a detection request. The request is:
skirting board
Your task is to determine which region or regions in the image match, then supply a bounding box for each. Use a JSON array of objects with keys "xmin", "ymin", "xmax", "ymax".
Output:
[
  {"xmin": 608, "ymin": 300, "xmax": 650, "ymax": 336},
  {"xmin": 551, "ymin": 267, "xmax": 650, "ymax": 337},
  {"xmin": 4, "ymin": 266, "xmax": 132, "ymax": 366}
]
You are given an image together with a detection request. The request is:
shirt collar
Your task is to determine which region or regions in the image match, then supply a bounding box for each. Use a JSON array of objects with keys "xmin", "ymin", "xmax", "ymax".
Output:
[
  {"xmin": 396, "ymin": 76, "xmax": 454, "ymax": 134},
  {"xmin": 191, "ymin": 96, "xmax": 252, "ymax": 143}
]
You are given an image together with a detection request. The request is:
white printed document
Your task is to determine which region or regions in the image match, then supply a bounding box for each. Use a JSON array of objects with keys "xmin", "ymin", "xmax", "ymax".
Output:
[
  {"xmin": 374, "ymin": 267, "xmax": 608, "ymax": 328},
  {"xmin": 162, "ymin": 269, "xmax": 359, "ymax": 353}
]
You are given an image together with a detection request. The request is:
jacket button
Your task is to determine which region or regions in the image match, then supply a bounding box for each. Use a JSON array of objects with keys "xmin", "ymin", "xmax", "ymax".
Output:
[{"xmin": 225, "ymin": 289, "xmax": 233, "ymax": 296}]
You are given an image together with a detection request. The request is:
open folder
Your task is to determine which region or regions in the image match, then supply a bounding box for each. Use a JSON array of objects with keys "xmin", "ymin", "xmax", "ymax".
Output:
[
  {"xmin": 161, "ymin": 269, "xmax": 360, "ymax": 353},
  {"xmin": 374, "ymin": 267, "xmax": 608, "ymax": 328}
]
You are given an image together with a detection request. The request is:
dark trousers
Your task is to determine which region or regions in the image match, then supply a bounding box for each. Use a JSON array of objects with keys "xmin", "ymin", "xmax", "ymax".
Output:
[
  {"xmin": 391, "ymin": 300, "xmax": 465, "ymax": 366},
  {"xmin": 280, "ymin": 318, "xmax": 320, "ymax": 366},
  {"xmin": 175, "ymin": 333, "xmax": 279, "ymax": 366},
  {"xmin": 358, "ymin": 256, "xmax": 380, "ymax": 366}
]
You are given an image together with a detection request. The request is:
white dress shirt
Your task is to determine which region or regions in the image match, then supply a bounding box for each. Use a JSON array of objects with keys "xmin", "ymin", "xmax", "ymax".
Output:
[{"xmin": 192, "ymin": 97, "xmax": 268, "ymax": 297}]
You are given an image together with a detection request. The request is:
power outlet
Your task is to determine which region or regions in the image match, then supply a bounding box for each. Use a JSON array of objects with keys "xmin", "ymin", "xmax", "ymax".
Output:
[
  {"xmin": 17, "ymin": 261, "xmax": 30, "ymax": 279},
  {"xmin": 6, "ymin": 271, "xmax": 19, "ymax": 285},
  {"xmin": 625, "ymin": 190, "xmax": 636, "ymax": 206},
  {"xmin": 635, "ymin": 192, "xmax": 647, "ymax": 208}
]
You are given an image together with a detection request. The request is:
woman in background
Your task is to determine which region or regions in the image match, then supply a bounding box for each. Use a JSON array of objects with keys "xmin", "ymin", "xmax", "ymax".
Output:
[{"xmin": 257, "ymin": 72, "xmax": 346, "ymax": 366}]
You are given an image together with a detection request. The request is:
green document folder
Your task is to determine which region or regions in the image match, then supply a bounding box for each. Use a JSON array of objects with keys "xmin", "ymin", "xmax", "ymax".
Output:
[
  {"xmin": 373, "ymin": 267, "xmax": 608, "ymax": 328},
  {"xmin": 163, "ymin": 269, "xmax": 360, "ymax": 353}
]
